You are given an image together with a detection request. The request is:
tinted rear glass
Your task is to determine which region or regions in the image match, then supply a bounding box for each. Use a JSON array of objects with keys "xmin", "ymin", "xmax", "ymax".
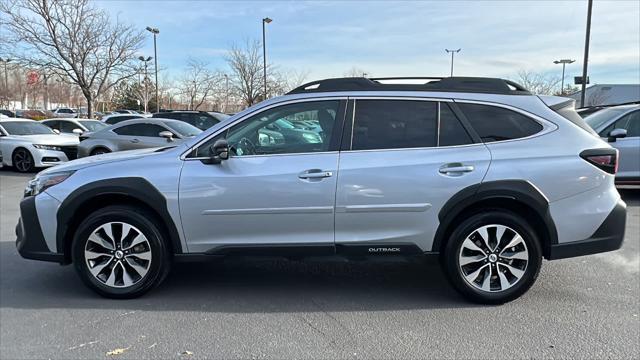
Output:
[
  {"xmin": 352, "ymin": 100, "xmax": 437, "ymax": 150},
  {"xmin": 457, "ymin": 103, "xmax": 543, "ymax": 142}
]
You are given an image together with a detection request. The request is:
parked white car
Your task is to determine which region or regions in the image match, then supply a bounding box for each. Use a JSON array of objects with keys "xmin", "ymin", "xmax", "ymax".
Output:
[
  {"xmin": 51, "ymin": 107, "xmax": 78, "ymax": 118},
  {"xmin": 0, "ymin": 118, "xmax": 79, "ymax": 172}
]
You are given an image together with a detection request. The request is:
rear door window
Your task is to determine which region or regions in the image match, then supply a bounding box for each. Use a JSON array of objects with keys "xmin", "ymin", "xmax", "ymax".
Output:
[
  {"xmin": 114, "ymin": 124, "xmax": 168, "ymax": 137},
  {"xmin": 352, "ymin": 100, "xmax": 437, "ymax": 150},
  {"xmin": 457, "ymin": 103, "xmax": 543, "ymax": 142}
]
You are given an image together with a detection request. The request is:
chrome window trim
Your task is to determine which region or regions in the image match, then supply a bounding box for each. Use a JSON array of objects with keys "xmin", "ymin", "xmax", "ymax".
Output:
[
  {"xmin": 181, "ymin": 96, "xmax": 348, "ymax": 160},
  {"xmin": 185, "ymin": 150, "xmax": 339, "ymax": 161}
]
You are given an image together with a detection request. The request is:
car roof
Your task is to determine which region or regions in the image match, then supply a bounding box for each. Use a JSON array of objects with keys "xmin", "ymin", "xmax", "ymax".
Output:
[
  {"xmin": 110, "ymin": 117, "xmax": 182, "ymax": 127},
  {"xmin": 0, "ymin": 118, "xmax": 36, "ymax": 122}
]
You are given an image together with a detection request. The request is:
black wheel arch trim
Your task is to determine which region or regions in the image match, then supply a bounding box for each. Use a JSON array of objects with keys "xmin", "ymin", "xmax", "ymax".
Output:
[
  {"xmin": 56, "ymin": 177, "xmax": 183, "ymax": 263},
  {"xmin": 433, "ymin": 180, "xmax": 558, "ymax": 258}
]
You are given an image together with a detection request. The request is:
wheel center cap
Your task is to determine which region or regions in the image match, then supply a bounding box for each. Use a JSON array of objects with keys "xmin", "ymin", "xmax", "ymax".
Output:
[
  {"xmin": 488, "ymin": 253, "xmax": 498, "ymax": 263},
  {"xmin": 115, "ymin": 250, "xmax": 124, "ymax": 260}
]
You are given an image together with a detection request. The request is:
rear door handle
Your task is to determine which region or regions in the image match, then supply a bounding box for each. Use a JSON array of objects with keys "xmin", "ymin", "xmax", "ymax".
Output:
[
  {"xmin": 439, "ymin": 164, "xmax": 475, "ymax": 175},
  {"xmin": 298, "ymin": 169, "xmax": 333, "ymax": 179},
  {"xmin": 130, "ymin": 138, "xmax": 140, "ymax": 143}
]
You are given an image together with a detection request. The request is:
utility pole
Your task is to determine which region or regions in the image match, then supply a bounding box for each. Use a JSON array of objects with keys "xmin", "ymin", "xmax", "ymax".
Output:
[
  {"xmin": 262, "ymin": 17, "xmax": 272, "ymax": 100},
  {"xmin": 224, "ymin": 74, "xmax": 229, "ymax": 113},
  {"xmin": 580, "ymin": 0, "xmax": 593, "ymax": 107},
  {"xmin": 138, "ymin": 56, "xmax": 152, "ymax": 113},
  {"xmin": 445, "ymin": 49, "xmax": 461, "ymax": 77},
  {"xmin": 553, "ymin": 59, "xmax": 575, "ymax": 94},
  {"xmin": 0, "ymin": 58, "xmax": 10, "ymax": 106},
  {"xmin": 146, "ymin": 27, "xmax": 160, "ymax": 112}
]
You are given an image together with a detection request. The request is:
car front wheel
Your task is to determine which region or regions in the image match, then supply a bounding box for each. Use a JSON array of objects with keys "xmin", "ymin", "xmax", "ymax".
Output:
[
  {"xmin": 442, "ymin": 209, "xmax": 542, "ymax": 304},
  {"xmin": 72, "ymin": 205, "xmax": 171, "ymax": 298},
  {"xmin": 12, "ymin": 148, "xmax": 35, "ymax": 172}
]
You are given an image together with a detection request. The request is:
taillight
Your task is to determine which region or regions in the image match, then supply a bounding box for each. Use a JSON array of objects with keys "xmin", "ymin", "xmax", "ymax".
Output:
[{"xmin": 580, "ymin": 148, "xmax": 618, "ymax": 174}]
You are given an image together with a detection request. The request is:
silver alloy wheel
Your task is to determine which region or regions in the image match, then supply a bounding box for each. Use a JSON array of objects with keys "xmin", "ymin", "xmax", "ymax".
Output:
[
  {"xmin": 13, "ymin": 149, "xmax": 32, "ymax": 172},
  {"xmin": 84, "ymin": 222, "xmax": 152, "ymax": 288},
  {"xmin": 458, "ymin": 224, "xmax": 529, "ymax": 293}
]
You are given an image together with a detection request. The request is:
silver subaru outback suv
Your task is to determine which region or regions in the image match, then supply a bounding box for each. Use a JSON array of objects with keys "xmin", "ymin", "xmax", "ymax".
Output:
[{"xmin": 16, "ymin": 77, "xmax": 626, "ymax": 304}]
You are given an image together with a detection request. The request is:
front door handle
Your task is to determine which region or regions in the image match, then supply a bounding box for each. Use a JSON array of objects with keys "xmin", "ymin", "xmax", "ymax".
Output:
[
  {"xmin": 298, "ymin": 169, "xmax": 333, "ymax": 179},
  {"xmin": 130, "ymin": 138, "xmax": 140, "ymax": 143},
  {"xmin": 439, "ymin": 164, "xmax": 475, "ymax": 175}
]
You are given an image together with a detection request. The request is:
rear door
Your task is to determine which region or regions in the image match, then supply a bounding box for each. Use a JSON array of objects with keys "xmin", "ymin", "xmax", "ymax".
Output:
[
  {"xmin": 334, "ymin": 98, "xmax": 491, "ymax": 254},
  {"xmin": 112, "ymin": 123, "xmax": 172, "ymax": 150}
]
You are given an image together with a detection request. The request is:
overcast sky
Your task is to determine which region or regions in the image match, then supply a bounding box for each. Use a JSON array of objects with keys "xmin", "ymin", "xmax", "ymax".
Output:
[{"xmin": 96, "ymin": 0, "xmax": 640, "ymax": 85}]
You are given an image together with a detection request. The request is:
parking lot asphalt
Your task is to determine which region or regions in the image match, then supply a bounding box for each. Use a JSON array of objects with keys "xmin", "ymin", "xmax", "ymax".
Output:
[{"xmin": 0, "ymin": 168, "xmax": 638, "ymax": 359}]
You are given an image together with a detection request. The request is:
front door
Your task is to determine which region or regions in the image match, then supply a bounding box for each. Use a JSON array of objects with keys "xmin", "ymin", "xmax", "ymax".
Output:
[
  {"xmin": 179, "ymin": 99, "xmax": 346, "ymax": 253},
  {"xmin": 335, "ymin": 99, "xmax": 491, "ymax": 254}
]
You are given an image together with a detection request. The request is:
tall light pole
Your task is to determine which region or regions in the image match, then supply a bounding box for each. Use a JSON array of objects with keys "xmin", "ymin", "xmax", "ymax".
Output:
[
  {"xmin": 146, "ymin": 26, "xmax": 160, "ymax": 112},
  {"xmin": 445, "ymin": 49, "xmax": 461, "ymax": 77},
  {"xmin": 138, "ymin": 56, "xmax": 152, "ymax": 113},
  {"xmin": 224, "ymin": 74, "xmax": 229, "ymax": 113},
  {"xmin": 0, "ymin": 58, "xmax": 10, "ymax": 104},
  {"xmin": 553, "ymin": 59, "xmax": 575, "ymax": 95},
  {"xmin": 580, "ymin": 0, "xmax": 593, "ymax": 107},
  {"xmin": 262, "ymin": 17, "xmax": 272, "ymax": 100}
]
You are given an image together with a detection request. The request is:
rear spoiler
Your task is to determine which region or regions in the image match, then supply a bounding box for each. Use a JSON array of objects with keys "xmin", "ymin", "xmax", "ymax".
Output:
[{"xmin": 538, "ymin": 95, "xmax": 576, "ymax": 111}]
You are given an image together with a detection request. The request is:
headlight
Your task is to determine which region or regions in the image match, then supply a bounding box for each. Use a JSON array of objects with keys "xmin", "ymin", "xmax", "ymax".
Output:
[
  {"xmin": 24, "ymin": 171, "xmax": 75, "ymax": 197},
  {"xmin": 302, "ymin": 132, "xmax": 321, "ymax": 143},
  {"xmin": 33, "ymin": 144, "xmax": 62, "ymax": 151}
]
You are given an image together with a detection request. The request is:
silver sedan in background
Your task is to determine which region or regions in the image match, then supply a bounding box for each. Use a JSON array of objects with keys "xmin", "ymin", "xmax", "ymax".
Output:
[
  {"xmin": 77, "ymin": 118, "xmax": 202, "ymax": 157},
  {"xmin": 584, "ymin": 104, "xmax": 640, "ymax": 185}
]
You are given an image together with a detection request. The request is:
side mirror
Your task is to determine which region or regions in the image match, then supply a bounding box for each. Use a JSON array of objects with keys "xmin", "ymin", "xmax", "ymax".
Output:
[
  {"xmin": 159, "ymin": 131, "xmax": 174, "ymax": 141},
  {"xmin": 608, "ymin": 128, "xmax": 627, "ymax": 142},
  {"xmin": 203, "ymin": 139, "xmax": 230, "ymax": 165},
  {"xmin": 72, "ymin": 128, "xmax": 83, "ymax": 135},
  {"xmin": 52, "ymin": 129, "xmax": 61, "ymax": 134}
]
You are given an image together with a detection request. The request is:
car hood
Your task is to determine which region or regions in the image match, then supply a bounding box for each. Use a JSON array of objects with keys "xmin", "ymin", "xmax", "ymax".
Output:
[
  {"xmin": 11, "ymin": 134, "xmax": 79, "ymax": 145},
  {"xmin": 38, "ymin": 146, "xmax": 183, "ymax": 175}
]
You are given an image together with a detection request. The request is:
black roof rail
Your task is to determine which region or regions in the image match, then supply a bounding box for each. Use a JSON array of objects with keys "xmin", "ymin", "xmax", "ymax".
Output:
[{"xmin": 287, "ymin": 76, "xmax": 531, "ymax": 95}]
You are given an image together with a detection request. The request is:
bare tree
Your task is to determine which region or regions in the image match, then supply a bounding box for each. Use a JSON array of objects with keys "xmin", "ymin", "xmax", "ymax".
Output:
[
  {"xmin": 515, "ymin": 70, "xmax": 561, "ymax": 95},
  {"xmin": 178, "ymin": 58, "xmax": 219, "ymax": 110},
  {"xmin": 344, "ymin": 67, "xmax": 370, "ymax": 78},
  {"xmin": 226, "ymin": 39, "xmax": 265, "ymax": 107},
  {"xmin": 1, "ymin": 0, "xmax": 144, "ymax": 117}
]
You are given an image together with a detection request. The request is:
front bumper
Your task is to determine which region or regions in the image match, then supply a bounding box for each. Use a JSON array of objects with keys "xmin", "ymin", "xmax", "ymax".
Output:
[
  {"xmin": 548, "ymin": 199, "xmax": 627, "ymax": 260},
  {"xmin": 15, "ymin": 195, "xmax": 64, "ymax": 263}
]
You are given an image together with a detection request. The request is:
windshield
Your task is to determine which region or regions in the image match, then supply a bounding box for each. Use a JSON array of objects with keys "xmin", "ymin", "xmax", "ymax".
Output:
[
  {"xmin": 0, "ymin": 121, "xmax": 56, "ymax": 135},
  {"xmin": 163, "ymin": 121, "xmax": 202, "ymax": 137},
  {"xmin": 79, "ymin": 120, "xmax": 109, "ymax": 132},
  {"xmin": 585, "ymin": 108, "xmax": 628, "ymax": 130}
]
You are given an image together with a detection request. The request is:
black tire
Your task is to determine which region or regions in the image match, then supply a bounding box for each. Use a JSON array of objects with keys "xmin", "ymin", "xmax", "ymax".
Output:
[
  {"xmin": 90, "ymin": 147, "xmax": 111, "ymax": 156},
  {"xmin": 12, "ymin": 147, "xmax": 35, "ymax": 172},
  {"xmin": 72, "ymin": 205, "xmax": 171, "ymax": 299},
  {"xmin": 442, "ymin": 209, "xmax": 542, "ymax": 304}
]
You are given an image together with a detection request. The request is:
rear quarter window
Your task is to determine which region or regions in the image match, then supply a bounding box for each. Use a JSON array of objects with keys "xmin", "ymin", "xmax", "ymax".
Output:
[{"xmin": 457, "ymin": 103, "xmax": 543, "ymax": 142}]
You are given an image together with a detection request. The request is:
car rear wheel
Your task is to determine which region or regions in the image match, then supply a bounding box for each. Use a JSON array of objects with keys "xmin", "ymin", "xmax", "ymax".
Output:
[
  {"xmin": 72, "ymin": 205, "xmax": 171, "ymax": 298},
  {"xmin": 12, "ymin": 148, "xmax": 35, "ymax": 172},
  {"xmin": 90, "ymin": 147, "xmax": 110, "ymax": 156},
  {"xmin": 442, "ymin": 209, "xmax": 542, "ymax": 304}
]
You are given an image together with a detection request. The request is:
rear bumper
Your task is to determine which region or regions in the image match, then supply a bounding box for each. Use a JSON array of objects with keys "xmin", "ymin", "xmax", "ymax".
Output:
[
  {"xmin": 548, "ymin": 199, "xmax": 626, "ymax": 260},
  {"xmin": 15, "ymin": 196, "xmax": 64, "ymax": 263}
]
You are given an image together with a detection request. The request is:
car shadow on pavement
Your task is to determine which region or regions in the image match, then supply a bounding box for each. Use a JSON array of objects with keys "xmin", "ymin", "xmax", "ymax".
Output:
[{"xmin": 0, "ymin": 242, "xmax": 473, "ymax": 312}]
